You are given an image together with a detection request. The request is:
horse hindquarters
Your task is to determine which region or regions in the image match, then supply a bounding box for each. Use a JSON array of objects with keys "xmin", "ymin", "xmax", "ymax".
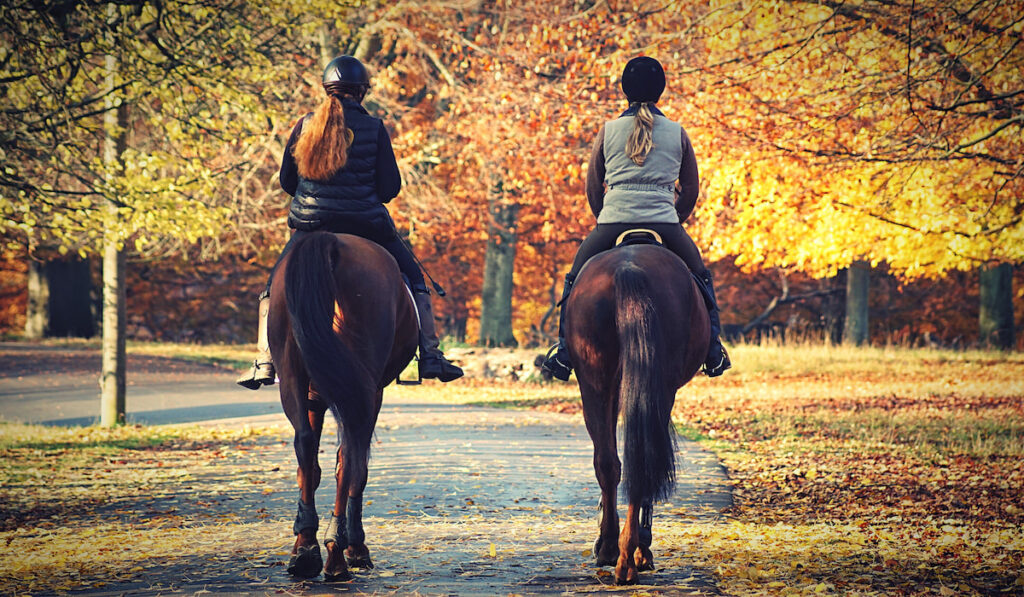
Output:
[{"xmin": 281, "ymin": 232, "xmax": 378, "ymax": 580}]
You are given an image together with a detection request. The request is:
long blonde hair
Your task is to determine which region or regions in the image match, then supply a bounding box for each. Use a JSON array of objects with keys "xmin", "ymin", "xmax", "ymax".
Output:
[
  {"xmin": 293, "ymin": 95, "xmax": 354, "ymax": 181},
  {"xmin": 626, "ymin": 102, "xmax": 655, "ymax": 166}
]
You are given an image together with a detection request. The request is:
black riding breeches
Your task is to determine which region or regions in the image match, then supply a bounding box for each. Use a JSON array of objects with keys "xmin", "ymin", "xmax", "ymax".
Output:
[
  {"xmin": 261, "ymin": 229, "xmax": 427, "ymax": 300},
  {"xmin": 568, "ymin": 223, "xmax": 708, "ymax": 279}
]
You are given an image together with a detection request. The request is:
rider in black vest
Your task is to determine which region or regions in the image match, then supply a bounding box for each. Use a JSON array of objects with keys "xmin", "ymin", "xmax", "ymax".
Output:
[{"xmin": 237, "ymin": 55, "xmax": 463, "ymax": 389}]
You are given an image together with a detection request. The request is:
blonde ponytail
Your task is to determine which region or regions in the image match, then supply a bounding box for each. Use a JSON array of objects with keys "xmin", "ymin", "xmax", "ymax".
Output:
[
  {"xmin": 293, "ymin": 95, "xmax": 354, "ymax": 181},
  {"xmin": 626, "ymin": 102, "xmax": 655, "ymax": 166}
]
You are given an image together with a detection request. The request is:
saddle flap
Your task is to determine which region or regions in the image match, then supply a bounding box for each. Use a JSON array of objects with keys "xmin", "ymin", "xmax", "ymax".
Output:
[{"xmin": 614, "ymin": 228, "xmax": 664, "ymax": 248}]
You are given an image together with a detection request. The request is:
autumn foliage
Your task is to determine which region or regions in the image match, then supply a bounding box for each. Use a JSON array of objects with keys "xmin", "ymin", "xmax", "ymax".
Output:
[{"xmin": 1, "ymin": 0, "xmax": 1021, "ymax": 346}]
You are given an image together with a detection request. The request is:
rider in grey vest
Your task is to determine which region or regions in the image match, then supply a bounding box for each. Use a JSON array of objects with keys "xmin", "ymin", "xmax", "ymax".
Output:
[{"xmin": 541, "ymin": 56, "xmax": 732, "ymax": 381}]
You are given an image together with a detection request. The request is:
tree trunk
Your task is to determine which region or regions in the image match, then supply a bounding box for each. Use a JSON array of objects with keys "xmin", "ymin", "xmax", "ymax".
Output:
[
  {"xmin": 844, "ymin": 260, "xmax": 870, "ymax": 346},
  {"xmin": 479, "ymin": 195, "xmax": 519, "ymax": 347},
  {"xmin": 822, "ymin": 270, "xmax": 845, "ymax": 344},
  {"xmin": 979, "ymin": 263, "xmax": 1014, "ymax": 350},
  {"xmin": 48, "ymin": 258, "xmax": 96, "ymax": 337},
  {"xmin": 25, "ymin": 257, "xmax": 97, "ymax": 338},
  {"xmin": 318, "ymin": 25, "xmax": 335, "ymax": 66},
  {"xmin": 100, "ymin": 25, "xmax": 128, "ymax": 427},
  {"xmin": 25, "ymin": 260, "xmax": 49, "ymax": 339}
]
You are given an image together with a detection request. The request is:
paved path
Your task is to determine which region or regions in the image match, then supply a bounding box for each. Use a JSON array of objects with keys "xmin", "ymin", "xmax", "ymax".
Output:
[{"xmin": 0, "ymin": 344, "xmax": 732, "ymax": 595}]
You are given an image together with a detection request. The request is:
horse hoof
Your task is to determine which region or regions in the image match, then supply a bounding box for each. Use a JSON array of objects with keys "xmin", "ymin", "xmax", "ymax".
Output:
[
  {"xmin": 614, "ymin": 565, "xmax": 639, "ymax": 585},
  {"xmin": 636, "ymin": 546, "xmax": 655, "ymax": 571},
  {"xmin": 323, "ymin": 568, "xmax": 354, "ymax": 582},
  {"xmin": 345, "ymin": 547, "xmax": 374, "ymax": 569},
  {"xmin": 615, "ymin": 574, "xmax": 639, "ymax": 585},
  {"xmin": 286, "ymin": 544, "xmax": 323, "ymax": 578},
  {"xmin": 593, "ymin": 537, "xmax": 617, "ymax": 567}
]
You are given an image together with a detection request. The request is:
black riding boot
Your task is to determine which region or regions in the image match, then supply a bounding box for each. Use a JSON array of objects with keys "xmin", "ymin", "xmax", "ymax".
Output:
[
  {"xmin": 541, "ymin": 273, "xmax": 575, "ymax": 381},
  {"xmin": 412, "ymin": 290, "xmax": 464, "ymax": 382},
  {"xmin": 693, "ymin": 270, "xmax": 732, "ymax": 377},
  {"xmin": 236, "ymin": 296, "xmax": 276, "ymax": 389}
]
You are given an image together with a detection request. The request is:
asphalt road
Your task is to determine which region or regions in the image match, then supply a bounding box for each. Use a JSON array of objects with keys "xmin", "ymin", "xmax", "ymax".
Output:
[{"xmin": 0, "ymin": 343, "xmax": 278, "ymax": 426}]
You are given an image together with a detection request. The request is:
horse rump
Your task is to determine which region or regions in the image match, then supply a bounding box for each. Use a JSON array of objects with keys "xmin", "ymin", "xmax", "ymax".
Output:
[{"xmin": 283, "ymin": 231, "xmax": 375, "ymax": 454}]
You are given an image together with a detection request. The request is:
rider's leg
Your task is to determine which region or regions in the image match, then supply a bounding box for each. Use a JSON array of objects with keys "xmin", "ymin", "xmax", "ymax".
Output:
[
  {"xmin": 541, "ymin": 225, "xmax": 624, "ymax": 381},
  {"xmin": 237, "ymin": 290, "xmax": 276, "ymax": 389},
  {"xmin": 377, "ymin": 236, "xmax": 463, "ymax": 382},
  {"xmin": 237, "ymin": 231, "xmax": 306, "ymax": 389},
  {"xmin": 658, "ymin": 225, "xmax": 731, "ymax": 377},
  {"xmin": 540, "ymin": 272, "xmax": 575, "ymax": 381},
  {"xmin": 411, "ymin": 289, "xmax": 463, "ymax": 382}
]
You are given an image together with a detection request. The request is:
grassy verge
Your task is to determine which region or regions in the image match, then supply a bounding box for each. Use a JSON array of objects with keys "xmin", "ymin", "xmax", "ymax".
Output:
[
  {"xmin": 665, "ymin": 345, "xmax": 1024, "ymax": 595},
  {"xmin": 0, "ymin": 422, "xmax": 291, "ymax": 594}
]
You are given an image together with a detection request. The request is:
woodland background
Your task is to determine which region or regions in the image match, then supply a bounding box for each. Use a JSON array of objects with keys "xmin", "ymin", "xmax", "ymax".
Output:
[{"xmin": 1, "ymin": 0, "xmax": 1022, "ymax": 351}]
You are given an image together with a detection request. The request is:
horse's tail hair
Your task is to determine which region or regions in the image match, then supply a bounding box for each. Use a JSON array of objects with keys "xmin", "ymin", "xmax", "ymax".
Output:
[
  {"xmin": 615, "ymin": 263, "xmax": 676, "ymax": 504},
  {"xmin": 285, "ymin": 232, "xmax": 373, "ymax": 461}
]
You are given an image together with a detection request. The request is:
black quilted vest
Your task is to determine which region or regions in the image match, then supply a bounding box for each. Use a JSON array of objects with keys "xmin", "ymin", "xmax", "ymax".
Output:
[{"xmin": 287, "ymin": 101, "xmax": 395, "ymax": 243}]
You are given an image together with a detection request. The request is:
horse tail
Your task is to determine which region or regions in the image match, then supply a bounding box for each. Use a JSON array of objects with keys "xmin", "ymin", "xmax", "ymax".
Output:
[
  {"xmin": 615, "ymin": 263, "xmax": 677, "ymax": 504},
  {"xmin": 285, "ymin": 232, "xmax": 373, "ymax": 460}
]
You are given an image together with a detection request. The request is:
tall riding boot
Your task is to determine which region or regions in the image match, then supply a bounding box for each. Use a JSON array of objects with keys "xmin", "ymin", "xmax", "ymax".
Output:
[
  {"xmin": 236, "ymin": 296, "xmax": 276, "ymax": 389},
  {"xmin": 540, "ymin": 273, "xmax": 575, "ymax": 381},
  {"xmin": 412, "ymin": 290, "xmax": 464, "ymax": 382},
  {"xmin": 694, "ymin": 270, "xmax": 732, "ymax": 377}
]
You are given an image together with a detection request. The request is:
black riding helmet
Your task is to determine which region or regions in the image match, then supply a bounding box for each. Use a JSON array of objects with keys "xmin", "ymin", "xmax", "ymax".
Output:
[
  {"xmin": 621, "ymin": 56, "xmax": 665, "ymax": 103},
  {"xmin": 323, "ymin": 55, "xmax": 369, "ymax": 101}
]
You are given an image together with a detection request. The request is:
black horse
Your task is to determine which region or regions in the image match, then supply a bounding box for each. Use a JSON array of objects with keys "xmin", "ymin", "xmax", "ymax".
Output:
[
  {"xmin": 268, "ymin": 231, "xmax": 418, "ymax": 580},
  {"xmin": 564, "ymin": 243, "xmax": 710, "ymax": 584}
]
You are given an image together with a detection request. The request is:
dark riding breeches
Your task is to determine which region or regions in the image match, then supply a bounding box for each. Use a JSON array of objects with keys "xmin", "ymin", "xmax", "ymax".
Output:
[
  {"xmin": 568, "ymin": 223, "xmax": 708, "ymax": 280},
  {"xmin": 261, "ymin": 229, "xmax": 427, "ymax": 300}
]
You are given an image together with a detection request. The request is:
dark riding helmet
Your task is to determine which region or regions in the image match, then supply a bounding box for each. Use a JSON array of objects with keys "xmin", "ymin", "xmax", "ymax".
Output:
[
  {"xmin": 323, "ymin": 55, "xmax": 369, "ymax": 100},
  {"xmin": 621, "ymin": 56, "xmax": 665, "ymax": 103}
]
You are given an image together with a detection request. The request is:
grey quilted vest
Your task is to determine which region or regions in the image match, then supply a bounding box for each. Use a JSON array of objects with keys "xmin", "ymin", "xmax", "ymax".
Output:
[{"xmin": 598, "ymin": 114, "xmax": 682, "ymax": 224}]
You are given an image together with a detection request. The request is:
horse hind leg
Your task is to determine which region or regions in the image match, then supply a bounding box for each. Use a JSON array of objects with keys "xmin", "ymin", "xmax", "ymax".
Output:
[
  {"xmin": 593, "ymin": 494, "xmax": 619, "ymax": 567},
  {"xmin": 344, "ymin": 494, "xmax": 373, "ymax": 569},
  {"xmin": 343, "ymin": 389, "xmax": 380, "ymax": 569},
  {"xmin": 615, "ymin": 502, "xmax": 641, "ymax": 584},
  {"xmin": 287, "ymin": 407, "xmax": 325, "ymax": 578},
  {"xmin": 581, "ymin": 378, "xmax": 621, "ymax": 567},
  {"xmin": 634, "ymin": 500, "xmax": 655, "ymax": 572},
  {"xmin": 322, "ymin": 441, "xmax": 354, "ymax": 582}
]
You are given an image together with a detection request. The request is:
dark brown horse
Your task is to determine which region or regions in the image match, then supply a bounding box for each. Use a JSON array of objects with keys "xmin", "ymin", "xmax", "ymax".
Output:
[
  {"xmin": 267, "ymin": 231, "xmax": 418, "ymax": 581},
  {"xmin": 564, "ymin": 242, "xmax": 710, "ymax": 584}
]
